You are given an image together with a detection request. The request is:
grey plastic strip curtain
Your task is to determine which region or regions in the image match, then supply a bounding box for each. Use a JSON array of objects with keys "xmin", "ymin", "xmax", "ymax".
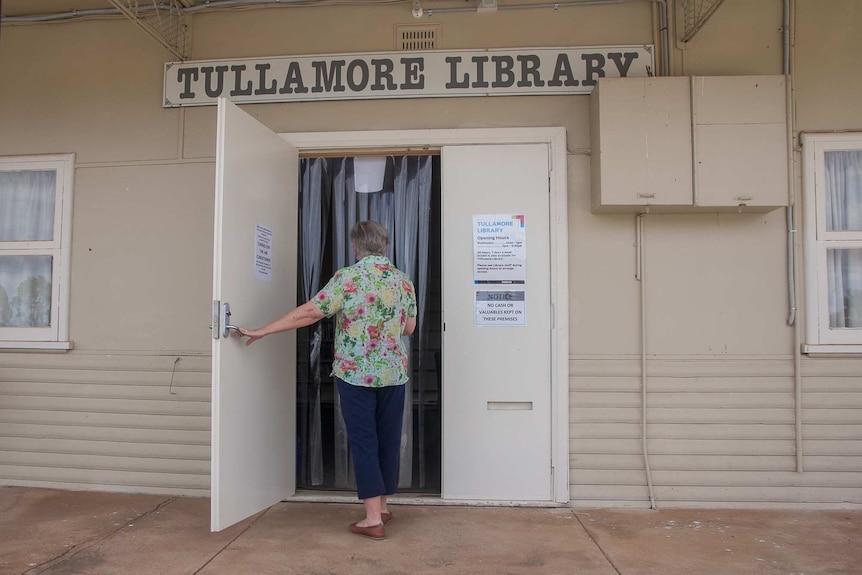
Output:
[
  {"xmin": 298, "ymin": 158, "xmax": 329, "ymax": 486},
  {"xmin": 300, "ymin": 155, "xmax": 432, "ymax": 490},
  {"xmin": 391, "ymin": 156, "xmax": 433, "ymax": 487},
  {"xmin": 330, "ymin": 157, "xmax": 355, "ymax": 489}
]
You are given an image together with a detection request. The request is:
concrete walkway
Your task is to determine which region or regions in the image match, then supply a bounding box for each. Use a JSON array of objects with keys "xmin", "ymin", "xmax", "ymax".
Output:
[{"xmin": 2, "ymin": 487, "xmax": 860, "ymax": 575}]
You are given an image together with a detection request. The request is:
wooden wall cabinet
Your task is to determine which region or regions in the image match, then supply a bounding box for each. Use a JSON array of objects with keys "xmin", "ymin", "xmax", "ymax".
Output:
[{"xmin": 590, "ymin": 75, "xmax": 788, "ymax": 213}]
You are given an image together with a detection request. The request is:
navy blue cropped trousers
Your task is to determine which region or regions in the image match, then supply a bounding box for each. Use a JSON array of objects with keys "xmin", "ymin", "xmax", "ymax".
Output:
[{"xmin": 336, "ymin": 378, "xmax": 405, "ymax": 500}]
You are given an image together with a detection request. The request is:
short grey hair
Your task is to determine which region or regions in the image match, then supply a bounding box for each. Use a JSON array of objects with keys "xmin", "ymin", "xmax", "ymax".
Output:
[{"xmin": 350, "ymin": 220, "xmax": 389, "ymax": 259}]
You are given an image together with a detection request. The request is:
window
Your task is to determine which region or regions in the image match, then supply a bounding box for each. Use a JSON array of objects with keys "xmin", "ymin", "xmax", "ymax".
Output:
[
  {"xmin": 0, "ymin": 154, "xmax": 74, "ymax": 349},
  {"xmin": 802, "ymin": 133, "xmax": 862, "ymax": 350}
]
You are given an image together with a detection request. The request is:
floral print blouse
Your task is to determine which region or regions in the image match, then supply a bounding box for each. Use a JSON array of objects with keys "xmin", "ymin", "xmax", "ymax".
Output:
[{"xmin": 312, "ymin": 255, "xmax": 417, "ymax": 387}]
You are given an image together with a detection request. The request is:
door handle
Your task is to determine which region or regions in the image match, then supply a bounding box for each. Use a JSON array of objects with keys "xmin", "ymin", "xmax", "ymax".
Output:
[
  {"xmin": 219, "ymin": 302, "xmax": 241, "ymax": 339},
  {"xmin": 222, "ymin": 302, "xmax": 240, "ymax": 339}
]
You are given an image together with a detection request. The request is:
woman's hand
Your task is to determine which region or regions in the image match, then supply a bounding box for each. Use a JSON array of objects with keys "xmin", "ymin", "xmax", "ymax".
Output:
[
  {"xmin": 233, "ymin": 327, "xmax": 266, "ymax": 346},
  {"xmin": 230, "ymin": 301, "xmax": 325, "ymax": 347}
]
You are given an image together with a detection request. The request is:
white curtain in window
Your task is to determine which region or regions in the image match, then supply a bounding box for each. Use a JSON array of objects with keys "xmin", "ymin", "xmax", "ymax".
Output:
[
  {"xmin": 825, "ymin": 151, "xmax": 862, "ymax": 328},
  {"xmin": 0, "ymin": 255, "xmax": 52, "ymax": 327},
  {"xmin": 0, "ymin": 171, "xmax": 56, "ymax": 241},
  {"xmin": 0, "ymin": 170, "xmax": 56, "ymax": 328}
]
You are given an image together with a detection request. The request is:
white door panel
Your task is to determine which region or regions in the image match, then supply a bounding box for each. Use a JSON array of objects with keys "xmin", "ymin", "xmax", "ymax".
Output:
[
  {"xmin": 442, "ymin": 144, "xmax": 552, "ymax": 501},
  {"xmin": 211, "ymin": 99, "xmax": 299, "ymax": 531}
]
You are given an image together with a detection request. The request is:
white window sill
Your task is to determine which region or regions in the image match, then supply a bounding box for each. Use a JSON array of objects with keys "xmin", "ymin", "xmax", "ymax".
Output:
[
  {"xmin": 802, "ymin": 344, "xmax": 862, "ymax": 357},
  {"xmin": 0, "ymin": 341, "xmax": 73, "ymax": 352}
]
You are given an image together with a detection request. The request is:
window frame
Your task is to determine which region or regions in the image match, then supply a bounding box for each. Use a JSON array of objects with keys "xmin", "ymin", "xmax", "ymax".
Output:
[
  {"xmin": 802, "ymin": 133, "xmax": 862, "ymax": 350},
  {"xmin": 0, "ymin": 154, "xmax": 75, "ymax": 349}
]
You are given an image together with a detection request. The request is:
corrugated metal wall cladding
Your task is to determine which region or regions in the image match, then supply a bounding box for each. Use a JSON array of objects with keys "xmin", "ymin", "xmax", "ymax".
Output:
[
  {"xmin": 0, "ymin": 466, "xmax": 208, "ymax": 491},
  {"xmin": 0, "ymin": 396, "xmax": 210, "ymax": 416},
  {"xmin": 0, "ymin": 423, "xmax": 209, "ymax": 444},
  {"xmin": 0, "ymin": 437, "xmax": 210, "ymax": 460},
  {"xmin": 654, "ymin": 486, "xmax": 862, "ymax": 503},
  {"xmin": 804, "ymin": 425, "xmax": 862, "ymax": 440},
  {"xmin": 572, "ymin": 377, "xmax": 862, "ymax": 393},
  {"xmin": 571, "ymin": 407, "xmax": 796, "ymax": 424},
  {"xmin": 804, "ymin": 440, "xmax": 862, "ymax": 455},
  {"xmin": 798, "ymin": 377, "xmax": 862, "ymax": 392},
  {"xmin": 568, "ymin": 358, "xmax": 862, "ymax": 506},
  {"xmin": 0, "ymin": 354, "xmax": 211, "ymax": 372},
  {"xmin": 569, "ymin": 359, "xmax": 796, "ymax": 378},
  {"xmin": 571, "ymin": 454, "xmax": 797, "ymax": 472},
  {"xmin": 571, "ymin": 376, "xmax": 794, "ymax": 393},
  {"xmin": 0, "ymin": 410, "xmax": 210, "ymax": 429},
  {"xmin": 803, "ymin": 457, "xmax": 862, "ymax": 472},
  {"xmin": 1, "ymin": 451, "xmax": 210, "ymax": 474},
  {"xmin": 0, "ymin": 382, "xmax": 210, "ymax": 400},
  {"xmin": 570, "ymin": 423, "xmax": 797, "ymax": 440},
  {"xmin": 570, "ymin": 489, "xmax": 862, "ymax": 505},
  {"xmin": 570, "ymin": 358, "xmax": 862, "ymax": 378},
  {"xmin": 7, "ymin": 479, "xmax": 208, "ymax": 497},
  {"xmin": 570, "ymin": 438, "xmax": 797, "ymax": 455},
  {"xmin": 804, "ymin": 410, "xmax": 862, "ymax": 425},
  {"xmin": 571, "ymin": 471, "xmax": 862, "ymax": 489},
  {"xmin": 571, "ymin": 485, "xmax": 649, "ymax": 501},
  {"xmin": 573, "ymin": 392, "xmax": 796, "ymax": 408},
  {"xmin": 0, "ymin": 368, "xmax": 210, "ymax": 387},
  {"xmin": 0, "ymin": 353, "xmax": 213, "ymax": 495}
]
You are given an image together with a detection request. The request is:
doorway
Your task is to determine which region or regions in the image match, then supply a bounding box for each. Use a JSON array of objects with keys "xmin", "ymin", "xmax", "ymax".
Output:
[
  {"xmin": 294, "ymin": 155, "xmax": 443, "ymax": 494},
  {"xmin": 210, "ymin": 102, "xmax": 570, "ymax": 531}
]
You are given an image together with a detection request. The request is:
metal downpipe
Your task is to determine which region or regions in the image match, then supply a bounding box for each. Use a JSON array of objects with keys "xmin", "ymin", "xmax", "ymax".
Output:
[
  {"xmin": 782, "ymin": 0, "xmax": 803, "ymax": 473},
  {"xmin": 636, "ymin": 214, "xmax": 657, "ymax": 509}
]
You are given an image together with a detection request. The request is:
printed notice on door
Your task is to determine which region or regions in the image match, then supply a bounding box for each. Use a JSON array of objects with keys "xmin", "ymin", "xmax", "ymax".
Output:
[
  {"xmin": 254, "ymin": 223, "xmax": 273, "ymax": 282},
  {"xmin": 473, "ymin": 214, "xmax": 526, "ymax": 284},
  {"xmin": 475, "ymin": 290, "xmax": 526, "ymax": 326}
]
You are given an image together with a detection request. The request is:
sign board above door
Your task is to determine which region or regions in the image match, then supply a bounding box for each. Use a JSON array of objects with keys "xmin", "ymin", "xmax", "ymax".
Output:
[{"xmin": 163, "ymin": 46, "xmax": 654, "ymax": 107}]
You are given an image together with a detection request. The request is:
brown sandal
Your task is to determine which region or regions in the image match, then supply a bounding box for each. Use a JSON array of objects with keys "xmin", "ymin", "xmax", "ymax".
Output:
[{"xmin": 349, "ymin": 522, "xmax": 385, "ymax": 540}]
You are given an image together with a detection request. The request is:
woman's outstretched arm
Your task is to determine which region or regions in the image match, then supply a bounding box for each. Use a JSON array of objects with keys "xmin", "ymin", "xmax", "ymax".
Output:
[{"xmin": 235, "ymin": 300, "xmax": 326, "ymax": 346}]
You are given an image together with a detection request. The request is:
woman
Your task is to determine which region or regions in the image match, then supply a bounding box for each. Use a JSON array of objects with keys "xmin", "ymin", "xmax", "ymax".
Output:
[{"xmin": 236, "ymin": 220, "xmax": 417, "ymax": 541}]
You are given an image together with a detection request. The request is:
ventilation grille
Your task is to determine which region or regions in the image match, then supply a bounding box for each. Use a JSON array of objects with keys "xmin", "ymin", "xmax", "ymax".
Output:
[{"xmin": 395, "ymin": 24, "xmax": 440, "ymax": 51}]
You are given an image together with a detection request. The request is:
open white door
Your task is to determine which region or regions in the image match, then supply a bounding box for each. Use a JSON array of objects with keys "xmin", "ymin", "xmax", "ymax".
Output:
[
  {"xmin": 442, "ymin": 143, "xmax": 552, "ymax": 501},
  {"xmin": 211, "ymin": 99, "xmax": 299, "ymax": 531}
]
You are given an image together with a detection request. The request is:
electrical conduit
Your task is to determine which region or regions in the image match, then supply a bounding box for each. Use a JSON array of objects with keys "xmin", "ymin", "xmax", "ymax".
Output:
[{"xmin": 636, "ymin": 214, "xmax": 657, "ymax": 508}]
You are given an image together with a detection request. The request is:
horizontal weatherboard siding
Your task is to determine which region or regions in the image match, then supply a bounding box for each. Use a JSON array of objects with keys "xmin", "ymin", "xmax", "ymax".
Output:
[
  {"xmin": 0, "ymin": 353, "xmax": 211, "ymax": 496},
  {"xmin": 569, "ymin": 358, "xmax": 862, "ymax": 508},
  {"xmin": 3, "ymin": 352, "xmax": 860, "ymax": 507}
]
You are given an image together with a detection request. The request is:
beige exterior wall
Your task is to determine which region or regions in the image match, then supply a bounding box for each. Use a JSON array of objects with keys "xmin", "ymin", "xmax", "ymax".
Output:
[{"xmin": 1, "ymin": 0, "xmax": 860, "ymax": 506}]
